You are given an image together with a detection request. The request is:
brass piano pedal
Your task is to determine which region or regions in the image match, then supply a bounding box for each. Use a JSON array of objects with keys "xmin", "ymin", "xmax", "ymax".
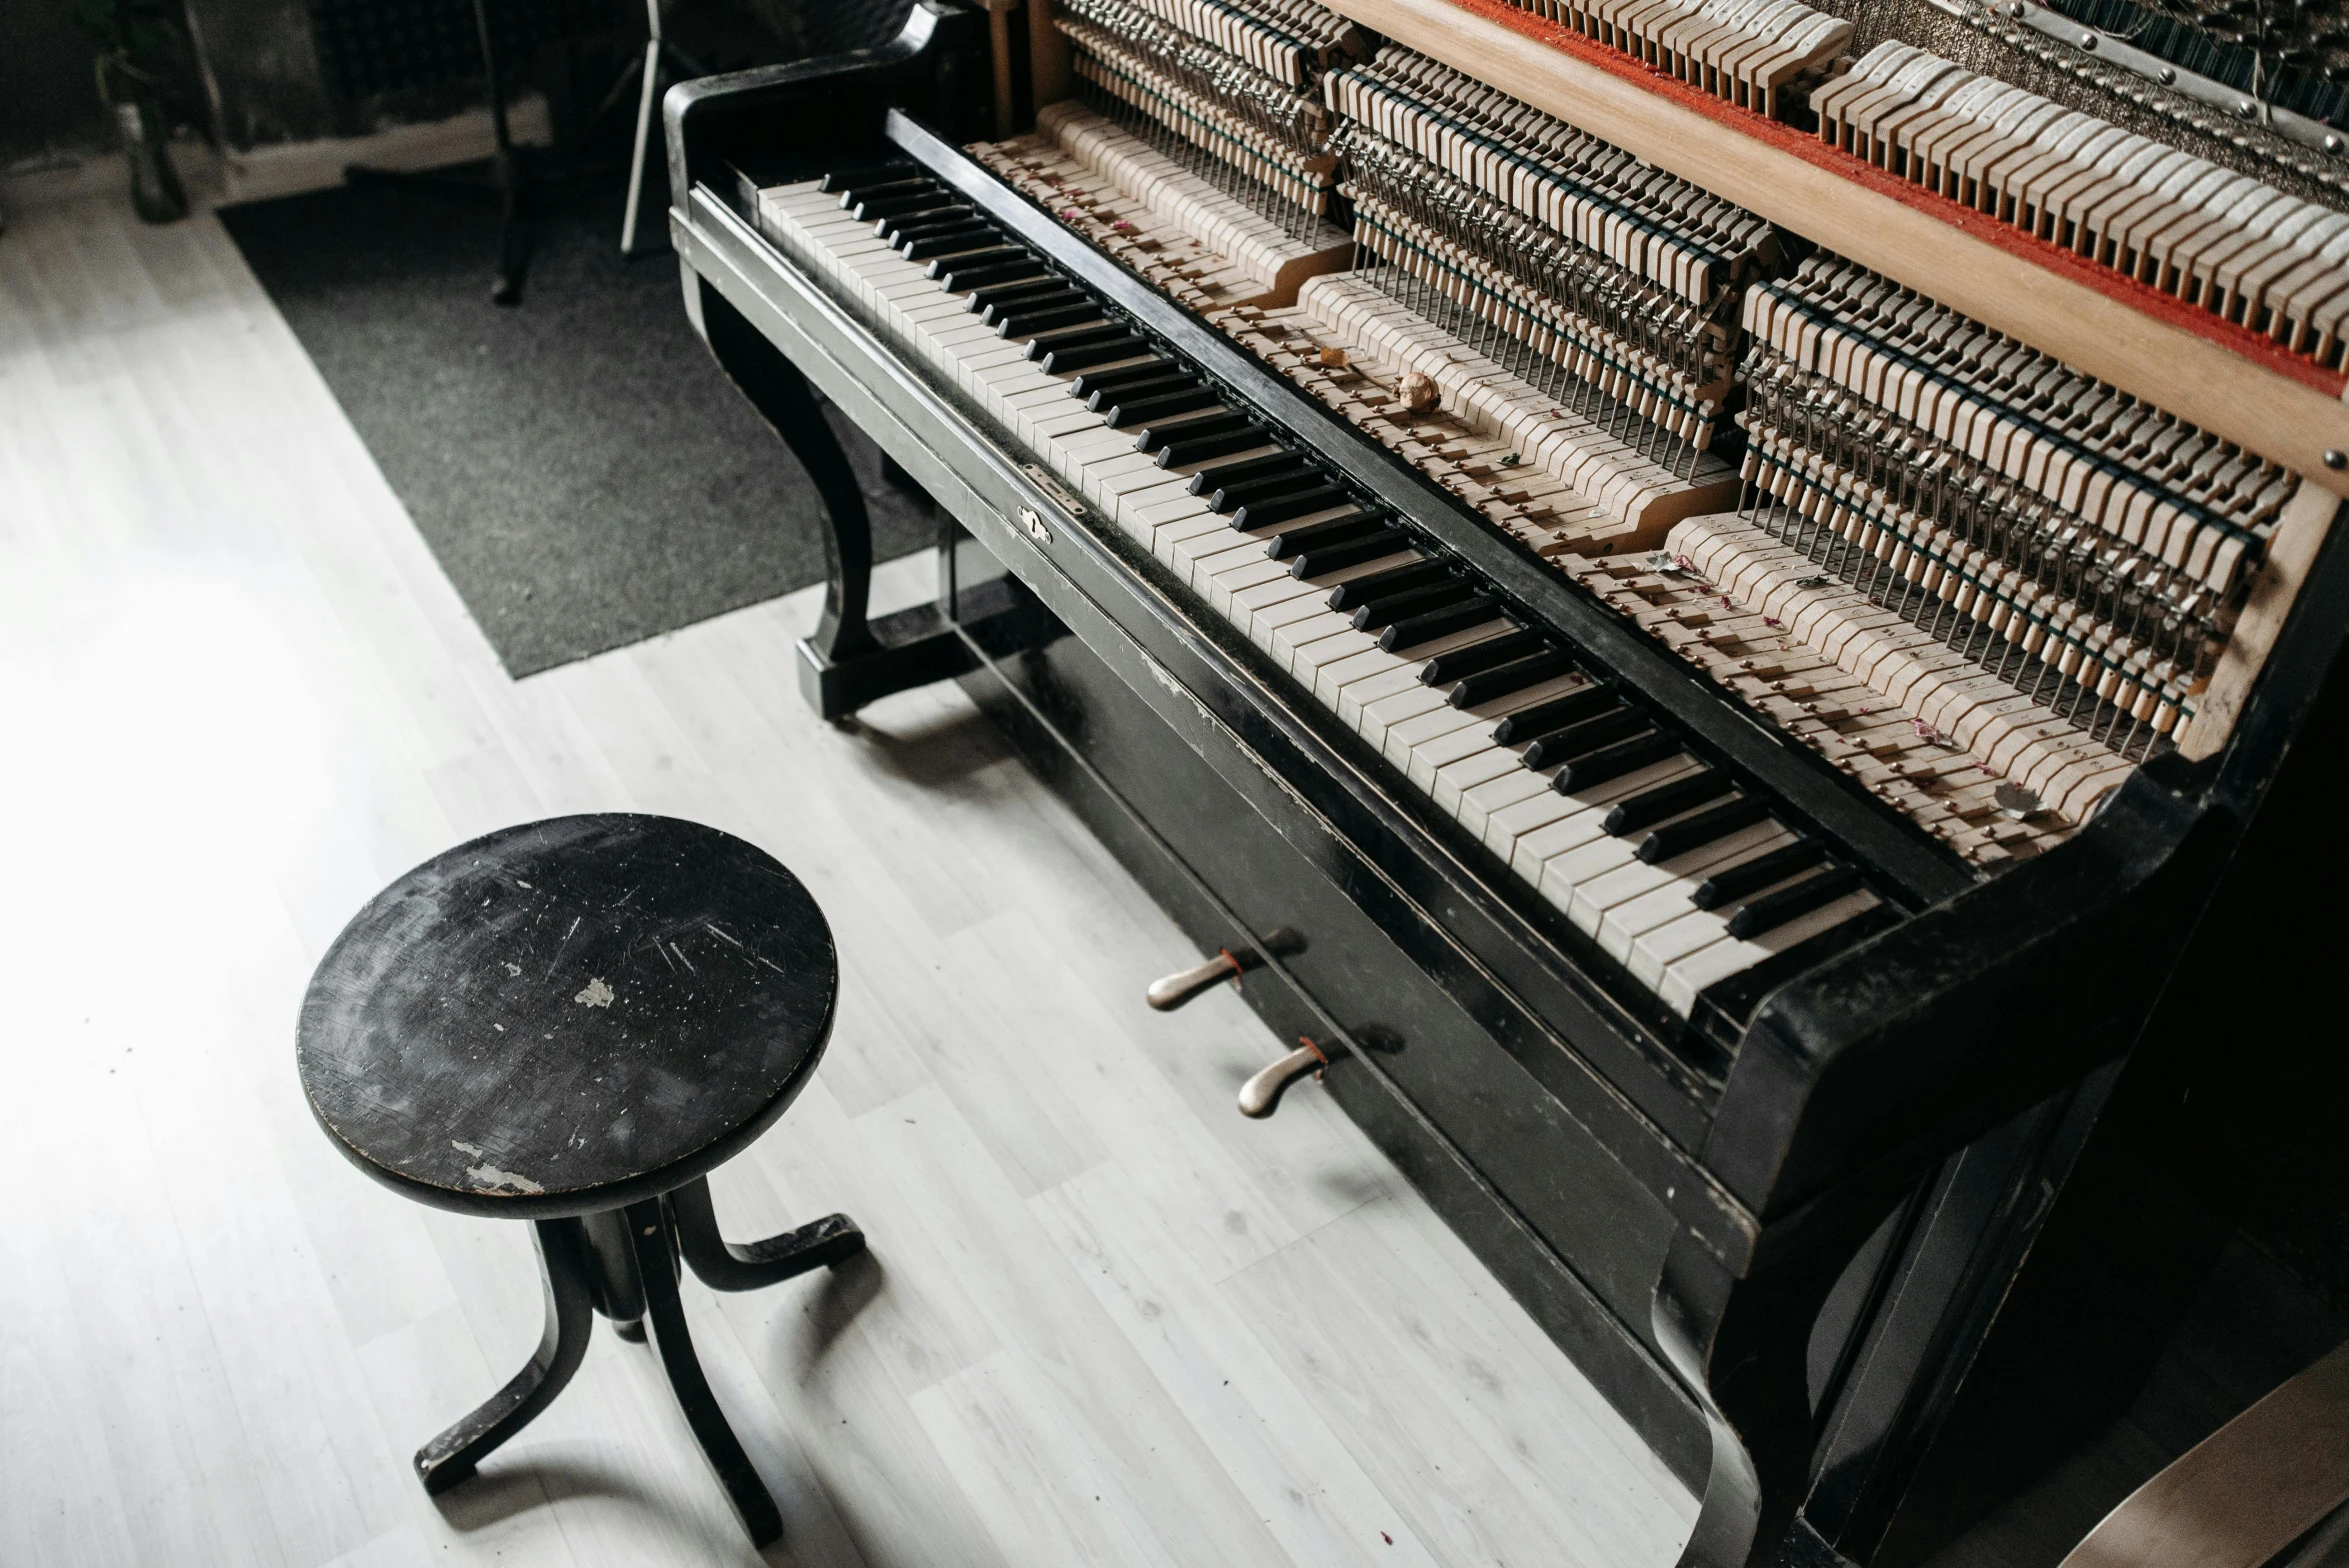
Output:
[
  {"xmin": 1238, "ymin": 1037, "xmax": 1328, "ymax": 1119},
  {"xmin": 1144, "ymin": 927, "xmax": 1302, "ymax": 1011}
]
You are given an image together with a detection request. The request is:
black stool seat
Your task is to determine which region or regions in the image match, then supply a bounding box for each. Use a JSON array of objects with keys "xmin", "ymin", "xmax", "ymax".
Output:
[{"xmin": 298, "ymin": 814, "xmax": 864, "ymax": 1546}]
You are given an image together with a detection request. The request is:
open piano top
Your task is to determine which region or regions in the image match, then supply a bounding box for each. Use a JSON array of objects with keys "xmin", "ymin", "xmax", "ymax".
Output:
[
  {"xmin": 665, "ymin": 2, "xmax": 2349, "ymax": 1561},
  {"xmin": 720, "ymin": 0, "xmax": 2343, "ymax": 1067}
]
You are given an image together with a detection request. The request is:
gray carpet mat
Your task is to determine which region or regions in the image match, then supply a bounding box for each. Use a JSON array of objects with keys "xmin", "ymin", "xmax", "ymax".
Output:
[{"xmin": 223, "ymin": 178, "xmax": 933, "ymax": 677}]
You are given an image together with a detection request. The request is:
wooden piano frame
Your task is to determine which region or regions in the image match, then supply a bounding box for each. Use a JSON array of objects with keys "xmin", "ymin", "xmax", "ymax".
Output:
[{"xmin": 663, "ymin": 7, "xmax": 2349, "ymax": 1563}]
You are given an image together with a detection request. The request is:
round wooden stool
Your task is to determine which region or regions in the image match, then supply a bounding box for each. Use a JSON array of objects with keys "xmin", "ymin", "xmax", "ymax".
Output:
[{"xmin": 297, "ymin": 813, "xmax": 863, "ymax": 1546}]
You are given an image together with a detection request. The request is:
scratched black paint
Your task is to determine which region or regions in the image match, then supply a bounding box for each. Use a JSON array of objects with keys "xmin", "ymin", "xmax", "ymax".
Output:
[{"xmin": 298, "ymin": 814, "xmax": 837, "ymax": 1218}]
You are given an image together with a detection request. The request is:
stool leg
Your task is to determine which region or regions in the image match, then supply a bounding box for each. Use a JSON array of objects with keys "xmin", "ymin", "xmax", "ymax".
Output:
[
  {"xmin": 415, "ymin": 1217, "xmax": 595, "ymax": 1494},
  {"xmin": 667, "ymin": 1175, "xmax": 866, "ymax": 1292},
  {"xmin": 624, "ymin": 1198, "xmax": 784, "ymax": 1547},
  {"xmin": 580, "ymin": 1209, "xmax": 649, "ymax": 1342}
]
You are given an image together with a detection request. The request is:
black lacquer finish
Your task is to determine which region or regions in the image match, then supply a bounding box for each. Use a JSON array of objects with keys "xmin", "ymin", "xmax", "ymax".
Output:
[
  {"xmin": 415, "ymin": 1218, "xmax": 596, "ymax": 1493},
  {"xmin": 663, "ymin": 28, "xmax": 2349, "ymax": 1567},
  {"xmin": 299, "ymin": 814, "xmax": 836, "ymax": 1218},
  {"xmin": 301, "ymin": 814, "xmax": 874, "ymax": 1547}
]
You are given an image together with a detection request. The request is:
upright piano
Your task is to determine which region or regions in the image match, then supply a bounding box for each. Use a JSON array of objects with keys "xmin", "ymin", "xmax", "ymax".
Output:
[{"xmin": 662, "ymin": 3, "xmax": 2349, "ymax": 1560}]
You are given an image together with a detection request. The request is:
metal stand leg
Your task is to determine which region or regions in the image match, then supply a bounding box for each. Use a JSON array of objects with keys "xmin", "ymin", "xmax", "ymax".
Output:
[
  {"xmin": 620, "ymin": 0, "xmax": 666, "ymax": 257},
  {"xmin": 667, "ymin": 1176, "xmax": 865, "ymax": 1292},
  {"xmin": 625, "ymin": 1198, "xmax": 785, "ymax": 1546},
  {"xmin": 343, "ymin": 0, "xmax": 534, "ymax": 304},
  {"xmin": 474, "ymin": 0, "xmax": 527, "ymax": 305},
  {"xmin": 415, "ymin": 1217, "xmax": 596, "ymax": 1493}
]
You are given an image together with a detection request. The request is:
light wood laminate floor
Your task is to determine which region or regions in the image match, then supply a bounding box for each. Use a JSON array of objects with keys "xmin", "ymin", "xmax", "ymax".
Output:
[{"xmin": 0, "ymin": 189, "xmax": 1695, "ymax": 1568}]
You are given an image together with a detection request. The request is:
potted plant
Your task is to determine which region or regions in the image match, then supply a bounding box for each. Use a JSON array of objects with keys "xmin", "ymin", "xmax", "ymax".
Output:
[{"xmin": 71, "ymin": 0, "xmax": 191, "ymax": 222}]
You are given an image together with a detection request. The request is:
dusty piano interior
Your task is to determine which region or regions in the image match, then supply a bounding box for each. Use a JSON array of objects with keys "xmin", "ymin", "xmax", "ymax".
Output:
[{"xmin": 667, "ymin": 2, "xmax": 2349, "ymax": 1563}]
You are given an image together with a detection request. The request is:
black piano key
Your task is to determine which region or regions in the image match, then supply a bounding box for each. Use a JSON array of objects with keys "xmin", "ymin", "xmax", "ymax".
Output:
[
  {"xmin": 1379, "ymin": 597, "xmax": 1502, "ymax": 651},
  {"xmin": 1148, "ymin": 421, "xmax": 1267, "ymax": 464},
  {"xmin": 880, "ymin": 215, "xmax": 975, "ymax": 250},
  {"xmin": 927, "ymin": 246, "xmax": 1028, "ymax": 279},
  {"xmin": 878, "ymin": 200, "xmax": 968, "ymax": 225},
  {"xmin": 818, "ymin": 164, "xmax": 914, "ymax": 194},
  {"xmin": 854, "ymin": 190, "xmax": 955, "ymax": 221},
  {"xmin": 964, "ymin": 276, "xmax": 1068, "ymax": 313},
  {"xmin": 1519, "ymin": 708, "xmax": 1646, "ymax": 769},
  {"xmin": 1635, "ymin": 794, "xmax": 1771, "ymax": 862},
  {"xmin": 1185, "ymin": 451, "xmax": 1308, "ymax": 495},
  {"xmin": 1089, "ymin": 372, "xmax": 1196, "ymax": 411},
  {"xmin": 1069, "ymin": 360, "xmax": 1179, "ymax": 400},
  {"xmin": 938, "ymin": 258, "xmax": 1050, "ymax": 292},
  {"xmin": 1420, "ymin": 629, "xmax": 1547, "ymax": 686},
  {"xmin": 1209, "ymin": 469, "xmax": 1324, "ymax": 513},
  {"xmin": 1288, "ymin": 528, "xmax": 1411, "ymax": 579},
  {"xmin": 1034, "ymin": 333, "xmax": 1146, "ymax": 372},
  {"xmin": 1551, "ymin": 732, "xmax": 1681, "ymax": 793},
  {"xmin": 1725, "ymin": 864, "xmax": 1865, "ymax": 940},
  {"xmin": 1605, "ymin": 769, "xmax": 1735, "ymax": 837},
  {"xmin": 834, "ymin": 175, "xmax": 932, "ymax": 204},
  {"xmin": 1263, "ymin": 511, "xmax": 1387, "ymax": 559},
  {"xmin": 880, "ymin": 207, "xmax": 975, "ymax": 238},
  {"xmin": 1350, "ymin": 578, "xmax": 1467, "ymax": 631},
  {"xmin": 1448, "ymin": 649, "xmax": 1577, "ymax": 709},
  {"xmin": 1106, "ymin": 386, "xmax": 1222, "ymax": 428},
  {"xmin": 1691, "ymin": 840, "xmax": 1828, "ymax": 910},
  {"xmin": 992, "ymin": 296, "xmax": 1091, "ymax": 332},
  {"xmin": 997, "ymin": 302, "xmax": 1105, "ymax": 339},
  {"xmin": 1691, "ymin": 903, "xmax": 1902, "ymax": 1035},
  {"xmin": 1229, "ymin": 485, "xmax": 1348, "ymax": 531},
  {"xmin": 909, "ymin": 231, "xmax": 1011, "ymax": 263},
  {"xmin": 981, "ymin": 284, "xmax": 1083, "ymax": 319},
  {"xmin": 1147, "ymin": 423, "xmax": 1258, "ymax": 461},
  {"xmin": 1327, "ymin": 559, "xmax": 1451, "ymax": 611},
  {"xmin": 1493, "ymin": 685, "xmax": 1613, "ymax": 745}
]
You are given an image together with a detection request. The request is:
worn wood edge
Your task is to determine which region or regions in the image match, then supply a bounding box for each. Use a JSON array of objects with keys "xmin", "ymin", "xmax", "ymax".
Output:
[
  {"xmin": 2057, "ymin": 1338, "xmax": 2349, "ymax": 1568},
  {"xmin": 2180, "ymin": 482, "xmax": 2346, "ymax": 759},
  {"xmin": 1321, "ymin": 0, "xmax": 2349, "ymax": 499}
]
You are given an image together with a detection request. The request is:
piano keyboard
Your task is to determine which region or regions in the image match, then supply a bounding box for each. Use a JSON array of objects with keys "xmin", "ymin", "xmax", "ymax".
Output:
[
  {"xmin": 1815, "ymin": 39, "xmax": 2349, "ymax": 368},
  {"xmin": 1485, "ymin": 0, "xmax": 1854, "ymax": 118},
  {"xmin": 753, "ymin": 166, "xmax": 1892, "ymax": 1023}
]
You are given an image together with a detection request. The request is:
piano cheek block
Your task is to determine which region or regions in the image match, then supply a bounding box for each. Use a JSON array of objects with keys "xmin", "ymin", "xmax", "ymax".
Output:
[{"xmin": 1237, "ymin": 1037, "xmax": 1330, "ymax": 1118}]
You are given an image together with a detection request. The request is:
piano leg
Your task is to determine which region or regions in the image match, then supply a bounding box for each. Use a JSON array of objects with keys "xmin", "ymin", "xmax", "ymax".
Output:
[
  {"xmin": 1654, "ymin": 1223, "xmax": 1884, "ymax": 1568},
  {"xmin": 693, "ymin": 280, "xmax": 980, "ymax": 718}
]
